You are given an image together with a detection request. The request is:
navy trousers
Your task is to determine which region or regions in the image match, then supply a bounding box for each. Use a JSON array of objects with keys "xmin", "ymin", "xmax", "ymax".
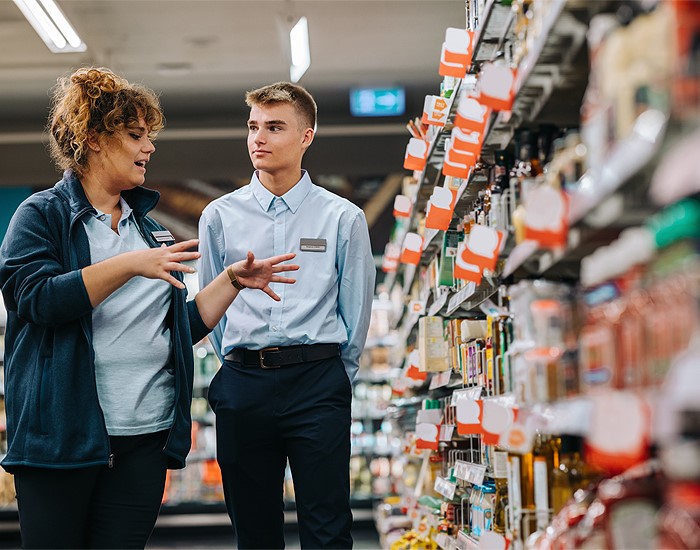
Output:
[{"xmin": 208, "ymin": 354, "xmax": 353, "ymax": 549}]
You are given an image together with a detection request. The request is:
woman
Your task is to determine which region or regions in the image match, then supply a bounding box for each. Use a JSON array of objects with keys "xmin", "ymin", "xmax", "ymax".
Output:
[{"xmin": 0, "ymin": 67, "xmax": 298, "ymax": 549}]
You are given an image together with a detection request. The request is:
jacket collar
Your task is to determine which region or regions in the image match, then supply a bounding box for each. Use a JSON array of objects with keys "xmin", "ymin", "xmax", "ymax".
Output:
[{"xmin": 54, "ymin": 169, "xmax": 160, "ymax": 219}]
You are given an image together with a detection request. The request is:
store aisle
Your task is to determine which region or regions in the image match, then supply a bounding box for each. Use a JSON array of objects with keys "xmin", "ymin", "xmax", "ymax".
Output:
[
  {"xmin": 0, "ymin": 524, "xmax": 380, "ymax": 549},
  {"xmin": 147, "ymin": 527, "xmax": 381, "ymax": 549}
]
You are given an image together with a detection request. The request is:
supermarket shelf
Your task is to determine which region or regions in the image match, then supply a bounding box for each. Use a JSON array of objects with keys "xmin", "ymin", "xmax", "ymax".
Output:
[
  {"xmin": 500, "ymin": 109, "xmax": 667, "ymax": 280},
  {"xmin": 391, "ymin": 0, "xmax": 593, "ymax": 307},
  {"xmin": 472, "ymin": 0, "xmax": 515, "ymax": 63},
  {"xmin": 397, "ymin": 178, "xmax": 487, "ymax": 307},
  {"xmin": 420, "ymin": 227, "xmax": 445, "ymax": 269},
  {"xmin": 440, "ymin": 278, "xmax": 500, "ymax": 318},
  {"xmin": 481, "ymin": 0, "xmax": 589, "ymax": 157},
  {"xmin": 568, "ymin": 109, "xmax": 668, "ymax": 224},
  {"xmin": 457, "ymin": 530, "xmax": 480, "ymax": 550},
  {"xmin": 411, "ymin": 80, "xmax": 464, "ymax": 220}
]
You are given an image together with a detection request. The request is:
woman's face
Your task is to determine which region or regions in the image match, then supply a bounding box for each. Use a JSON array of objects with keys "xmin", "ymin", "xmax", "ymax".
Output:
[{"xmin": 92, "ymin": 116, "xmax": 155, "ymax": 190}]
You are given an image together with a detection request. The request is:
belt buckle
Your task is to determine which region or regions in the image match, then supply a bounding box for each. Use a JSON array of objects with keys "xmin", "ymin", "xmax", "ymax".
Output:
[{"xmin": 259, "ymin": 347, "xmax": 280, "ymax": 369}]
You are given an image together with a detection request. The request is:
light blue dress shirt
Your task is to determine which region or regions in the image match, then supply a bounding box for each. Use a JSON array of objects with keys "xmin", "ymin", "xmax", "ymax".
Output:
[{"xmin": 198, "ymin": 170, "xmax": 376, "ymax": 381}]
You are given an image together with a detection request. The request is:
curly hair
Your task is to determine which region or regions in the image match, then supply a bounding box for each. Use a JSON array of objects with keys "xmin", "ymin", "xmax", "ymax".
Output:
[
  {"xmin": 245, "ymin": 82, "xmax": 317, "ymax": 131},
  {"xmin": 47, "ymin": 67, "xmax": 165, "ymax": 174}
]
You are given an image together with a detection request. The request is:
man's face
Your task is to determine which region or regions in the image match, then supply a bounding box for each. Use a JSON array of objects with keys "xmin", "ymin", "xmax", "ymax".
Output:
[{"xmin": 247, "ymin": 102, "xmax": 313, "ymax": 175}]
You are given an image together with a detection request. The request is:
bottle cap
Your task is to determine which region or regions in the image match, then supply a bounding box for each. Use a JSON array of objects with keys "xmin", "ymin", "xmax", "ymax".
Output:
[{"xmin": 560, "ymin": 435, "xmax": 584, "ymax": 454}]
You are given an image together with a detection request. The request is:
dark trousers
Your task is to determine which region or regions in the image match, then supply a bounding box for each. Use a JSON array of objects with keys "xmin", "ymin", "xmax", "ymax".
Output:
[
  {"xmin": 13, "ymin": 429, "xmax": 169, "ymax": 549},
  {"xmin": 208, "ymin": 354, "xmax": 353, "ymax": 549}
]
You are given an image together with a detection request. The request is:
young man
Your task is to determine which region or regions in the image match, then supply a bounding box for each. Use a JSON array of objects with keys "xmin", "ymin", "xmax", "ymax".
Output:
[{"xmin": 198, "ymin": 82, "xmax": 376, "ymax": 548}]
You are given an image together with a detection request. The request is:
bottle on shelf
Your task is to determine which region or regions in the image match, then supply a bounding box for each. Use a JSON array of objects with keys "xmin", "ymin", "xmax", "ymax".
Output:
[
  {"xmin": 492, "ymin": 449, "xmax": 510, "ymax": 535},
  {"xmin": 533, "ymin": 433, "xmax": 560, "ymax": 531},
  {"xmin": 551, "ymin": 435, "xmax": 603, "ymax": 515}
]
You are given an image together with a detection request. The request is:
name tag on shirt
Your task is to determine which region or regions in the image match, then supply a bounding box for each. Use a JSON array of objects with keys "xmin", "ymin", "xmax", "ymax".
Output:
[
  {"xmin": 152, "ymin": 230, "xmax": 175, "ymax": 243},
  {"xmin": 300, "ymin": 238, "xmax": 327, "ymax": 252}
]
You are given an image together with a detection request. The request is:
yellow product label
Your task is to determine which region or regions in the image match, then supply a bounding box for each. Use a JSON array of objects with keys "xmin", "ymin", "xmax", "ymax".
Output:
[{"xmin": 486, "ymin": 316, "xmax": 494, "ymax": 383}]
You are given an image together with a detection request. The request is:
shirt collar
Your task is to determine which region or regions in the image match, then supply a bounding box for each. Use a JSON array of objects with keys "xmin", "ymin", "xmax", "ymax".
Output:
[
  {"xmin": 119, "ymin": 197, "xmax": 133, "ymax": 222},
  {"xmin": 249, "ymin": 170, "xmax": 312, "ymax": 214},
  {"xmin": 93, "ymin": 196, "xmax": 133, "ymax": 226}
]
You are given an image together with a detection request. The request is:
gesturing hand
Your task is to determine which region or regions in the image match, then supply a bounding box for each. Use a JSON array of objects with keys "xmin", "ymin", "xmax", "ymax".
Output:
[
  {"xmin": 132, "ymin": 238, "xmax": 201, "ymax": 289},
  {"xmin": 231, "ymin": 251, "xmax": 299, "ymax": 301}
]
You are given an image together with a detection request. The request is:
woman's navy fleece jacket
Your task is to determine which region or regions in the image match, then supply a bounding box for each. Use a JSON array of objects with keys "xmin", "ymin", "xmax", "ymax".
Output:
[{"xmin": 0, "ymin": 171, "xmax": 210, "ymax": 471}]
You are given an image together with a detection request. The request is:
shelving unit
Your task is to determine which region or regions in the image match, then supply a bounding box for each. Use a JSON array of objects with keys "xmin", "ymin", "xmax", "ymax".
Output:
[{"xmin": 375, "ymin": 1, "xmax": 700, "ymax": 549}]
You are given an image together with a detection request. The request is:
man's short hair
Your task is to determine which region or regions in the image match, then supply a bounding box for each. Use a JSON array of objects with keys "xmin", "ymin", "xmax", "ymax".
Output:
[{"xmin": 245, "ymin": 82, "xmax": 317, "ymax": 131}]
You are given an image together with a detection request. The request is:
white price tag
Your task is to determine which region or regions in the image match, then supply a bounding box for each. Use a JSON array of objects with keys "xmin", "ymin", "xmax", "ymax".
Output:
[
  {"xmin": 502, "ymin": 240, "xmax": 538, "ymax": 278},
  {"xmin": 425, "ymin": 227, "xmax": 440, "ymax": 246},
  {"xmin": 439, "ymin": 425, "xmax": 455, "ymax": 441},
  {"xmin": 453, "ymin": 460, "xmax": 470, "ymax": 481},
  {"xmin": 430, "ymin": 370, "xmax": 452, "ymax": 389},
  {"xmin": 478, "ymin": 531, "xmax": 508, "ymax": 550},
  {"xmin": 456, "ymin": 180, "xmax": 468, "ymax": 201},
  {"xmin": 447, "ymin": 282, "xmax": 476, "ymax": 314},
  {"xmin": 452, "ymin": 386, "xmax": 483, "ymax": 404},
  {"xmin": 417, "ymin": 409, "xmax": 443, "ymax": 425},
  {"xmin": 454, "ymin": 460, "xmax": 487, "ymax": 486},
  {"xmin": 457, "ymin": 529, "xmax": 479, "ymax": 549},
  {"xmin": 435, "ymin": 532, "xmax": 451, "ymax": 550},
  {"xmin": 429, "ymin": 290, "xmax": 450, "ymax": 316},
  {"xmin": 434, "ymin": 476, "xmax": 457, "ymax": 500}
]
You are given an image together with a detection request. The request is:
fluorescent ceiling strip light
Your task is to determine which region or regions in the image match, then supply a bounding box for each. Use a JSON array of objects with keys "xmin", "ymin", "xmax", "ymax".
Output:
[
  {"xmin": 13, "ymin": 0, "xmax": 86, "ymax": 53},
  {"xmin": 39, "ymin": 0, "xmax": 82, "ymax": 48},
  {"xmin": 289, "ymin": 16, "xmax": 310, "ymax": 83}
]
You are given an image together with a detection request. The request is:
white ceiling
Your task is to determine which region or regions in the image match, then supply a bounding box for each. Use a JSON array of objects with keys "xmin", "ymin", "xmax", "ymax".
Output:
[{"xmin": 0, "ymin": 1, "xmax": 466, "ymax": 136}]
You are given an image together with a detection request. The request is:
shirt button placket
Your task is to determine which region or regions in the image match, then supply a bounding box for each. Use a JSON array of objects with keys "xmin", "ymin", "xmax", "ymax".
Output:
[{"xmin": 272, "ymin": 199, "xmax": 287, "ymax": 332}]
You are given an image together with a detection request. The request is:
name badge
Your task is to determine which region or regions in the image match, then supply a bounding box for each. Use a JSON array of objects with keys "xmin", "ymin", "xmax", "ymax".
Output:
[
  {"xmin": 300, "ymin": 238, "xmax": 327, "ymax": 252},
  {"xmin": 152, "ymin": 230, "xmax": 175, "ymax": 243}
]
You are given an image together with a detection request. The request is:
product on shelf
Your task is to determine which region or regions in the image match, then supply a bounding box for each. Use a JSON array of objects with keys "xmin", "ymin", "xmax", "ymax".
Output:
[{"xmin": 375, "ymin": 1, "xmax": 700, "ymax": 548}]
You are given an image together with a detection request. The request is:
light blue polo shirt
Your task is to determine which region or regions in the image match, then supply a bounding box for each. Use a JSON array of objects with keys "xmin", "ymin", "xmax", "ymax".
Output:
[{"xmin": 83, "ymin": 198, "xmax": 174, "ymax": 436}]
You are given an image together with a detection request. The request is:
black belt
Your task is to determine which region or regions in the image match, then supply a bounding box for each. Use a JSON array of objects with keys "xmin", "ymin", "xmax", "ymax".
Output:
[{"xmin": 224, "ymin": 343, "xmax": 340, "ymax": 369}]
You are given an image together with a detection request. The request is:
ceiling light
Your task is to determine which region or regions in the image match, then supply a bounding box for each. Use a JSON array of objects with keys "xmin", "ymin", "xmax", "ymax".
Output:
[
  {"xmin": 289, "ymin": 16, "xmax": 310, "ymax": 83},
  {"xmin": 13, "ymin": 0, "xmax": 86, "ymax": 53}
]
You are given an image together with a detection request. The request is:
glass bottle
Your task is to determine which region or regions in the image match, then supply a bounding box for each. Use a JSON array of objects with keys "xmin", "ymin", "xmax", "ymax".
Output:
[
  {"xmin": 493, "ymin": 451, "xmax": 510, "ymax": 536},
  {"xmin": 533, "ymin": 433, "xmax": 560, "ymax": 531},
  {"xmin": 551, "ymin": 435, "xmax": 602, "ymax": 514},
  {"xmin": 518, "ymin": 448, "xmax": 538, "ymax": 540}
]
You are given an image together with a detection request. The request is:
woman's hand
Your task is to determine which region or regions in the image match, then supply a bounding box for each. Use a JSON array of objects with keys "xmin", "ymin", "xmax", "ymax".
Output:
[
  {"xmin": 231, "ymin": 251, "xmax": 299, "ymax": 301},
  {"xmin": 82, "ymin": 238, "xmax": 201, "ymax": 307},
  {"xmin": 130, "ymin": 239, "xmax": 201, "ymax": 289}
]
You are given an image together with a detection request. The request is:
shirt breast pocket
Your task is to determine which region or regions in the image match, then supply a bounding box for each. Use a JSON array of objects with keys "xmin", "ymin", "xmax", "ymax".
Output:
[{"xmin": 298, "ymin": 247, "xmax": 336, "ymax": 281}]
